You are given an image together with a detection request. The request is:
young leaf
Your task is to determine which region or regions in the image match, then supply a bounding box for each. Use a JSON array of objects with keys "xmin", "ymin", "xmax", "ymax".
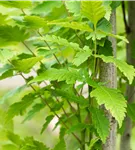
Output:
[
  {"xmin": 6, "ymin": 131, "xmax": 22, "ymax": 145},
  {"xmin": 22, "ymin": 103, "xmax": 45, "ymax": 123},
  {"xmin": 127, "ymin": 103, "xmax": 135, "ymax": 122},
  {"xmin": 12, "ymin": 56, "xmax": 43, "ymax": 73},
  {"xmin": 53, "ymin": 139, "xmax": 66, "ymax": 150},
  {"xmin": 0, "ymin": 13, "xmax": 8, "ymax": 25},
  {"xmin": 67, "ymin": 123, "xmax": 87, "ymax": 134},
  {"xmin": 87, "ymin": 138, "xmax": 99, "ymax": 150},
  {"xmin": 28, "ymin": 34, "xmax": 82, "ymax": 51},
  {"xmin": 0, "ymin": 26, "xmax": 29, "ymax": 42},
  {"xmin": 47, "ymin": 21, "xmax": 93, "ymax": 32},
  {"xmin": 91, "ymin": 86, "xmax": 127, "ymax": 127},
  {"xmin": 23, "ymin": 16, "xmax": 46, "ymax": 29},
  {"xmin": 91, "ymin": 108, "xmax": 109, "ymax": 143},
  {"xmin": 29, "ymin": 68, "xmax": 83, "ymax": 84},
  {"xmin": 81, "ymin": 1, "xmax": 106, "ymax": 27},
  {"xmin": 95, "ymin": 55, "xmax": 135, "ymax": 84},
  {"xmin": 21, "ymin": 137, "xmax": 49, "ymax": 150},
  {"xmin": 32, "ymin": 1, "xmax": 62, "ymax": 15},
  {"xmin": 1, "ymin": 144, "xmax": 18, "ymax": 150},
  {"xmin": 72, "ymin": 48, "xmax": 92, "ymax": 66},
  {"xmin": 65, "ymin": 1, "xmax": 80, "ymax": 17},
  {"xmin": 0, "ymin": 1, "xmax": 32, "ymax": 9},
  {"xmin": 5, "ymin": 93, "xmax": 36, "ymax": 122},
  {"xmin": 51, "ymin": 89, "xmax": 88, "ymax": 108},
  {"xmin": 0, "ymin": 85, "xmax": 26, "ymax": 104},
  {"xmin": 0, "ymin": 69, "xmax": 13, "ymax": 80},
  {"xmin": 40, "ymin": 115, "xmax": 54, "ymax": 134}
]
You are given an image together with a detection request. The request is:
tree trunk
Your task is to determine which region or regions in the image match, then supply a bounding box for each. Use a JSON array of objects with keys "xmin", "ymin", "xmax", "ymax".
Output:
[
  {"xmin": 100, "ymin": 11, "xmax": 117, "ymax": 150},
  {"xmin": 120, "ymin": 2, "xmax": 135, "ymax": 150}
]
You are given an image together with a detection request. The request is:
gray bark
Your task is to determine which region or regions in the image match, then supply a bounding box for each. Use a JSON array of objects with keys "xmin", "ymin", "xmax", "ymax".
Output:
[
  {"xmin": 120, "ymin": 2, "xmax": 135, "ymax": 150},
  {"xmin": 100, "ymin": 11, "xmax": 117, "ymax": 150}
]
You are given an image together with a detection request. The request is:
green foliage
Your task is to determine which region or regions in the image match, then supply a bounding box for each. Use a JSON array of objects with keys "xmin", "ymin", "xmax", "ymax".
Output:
[
  {"xmin": 0, "ymin": 1, "xmax": 32, "ymax": 9},
  {"xmin": 67, "ymin": 123, "xmax": 87, "ymax": 134},
  {"xmin": 6, "ymin": 93, "xmax": 36, "ymax": 122},
  {"xmin": 96, "ymin": 54, "xmax": 135, "ymax": 84},
  {"xmin": 23, "ymin": 16, "xmax": 46, "ymax": 29},
  {"xmin": 0, "ymin": 13, "xmax": 8, "ymax": 25},
  {"xmin": 65, "ymin": 1, "xmax": 80, "ymax": 17},
  {"xmin": 91, "ymin": 86, "xmax": 127, "ymax": 127},
  {"xmin": 0, "ymin": 85, "xmax": 26, "ymax": 104},
  {"xmin": 0, "ymin": 1, "xmax": 133, "ymax": 150},
  {"xmin": 47, "ymin": 21, "xmax": 93, "ymax": 32},
  {"xmin": 91, "ymin": 108, "xmax": 109, "ymax": 143},
  {"xmin": 0, "ymin": 26, "xmax": 29, "ymax": 43},
  {"xmin": 53, "ymin": 139, "xmax": 66, "ymax": 150},
  {"xmin": 41, "ymin": 115, "xmax": 54, "ymax": 134},
  {"xmin": 6, "ymin": 131, "xmax": 22, "ymax": 145},
  {"xmin": 12, "ymin": 56, "xmax": 43, "ymax": 73},
  {"xmin": 81, "ymin": 1, "xmax": 106, "ymax": 27},
  {"xmin": 72, "ymin": 47, "xmax": 92, "ymax": 66},
  {"xmin": 23, "ymin": 103, "xmax": 45, "ymax": 123},
  {"xmin": 29, "ymin": 68, "xmax": 83, "ymax": 84},
  {"xmin": 31, "ymin": 1, "xmax": 62, "ymax": 15},
  {"xmin": 20, "ymin": 136, "xmax": 49, "ymax": 150}
]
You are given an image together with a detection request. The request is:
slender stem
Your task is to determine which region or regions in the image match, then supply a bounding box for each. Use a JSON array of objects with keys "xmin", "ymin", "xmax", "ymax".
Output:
[
  {"xmin": 20, "ymin": 73, "xmax": 81, "ymax": 144},
  {"xmin": 22, "ymin": 41, "xmax": 36, "ymax": 56},
  {"xmin": 37, "ymin": 30, "xmax": 62, "ymax": 66}
]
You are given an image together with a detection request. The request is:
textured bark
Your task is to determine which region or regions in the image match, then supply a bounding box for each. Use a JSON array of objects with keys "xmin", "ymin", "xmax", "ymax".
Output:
[
  {"xmin": 120, "ymin": 2, "xmax": 135, "ymax": 150},
  {"xmin": 100, "ymin": 11, "xmax": 117, "ymax": 150}
]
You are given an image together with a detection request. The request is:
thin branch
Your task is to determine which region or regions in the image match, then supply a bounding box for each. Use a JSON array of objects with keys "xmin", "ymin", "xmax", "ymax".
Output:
[
  {"xmin": 37, "ymin": 30, "xmax": 62, "ymax": 66},
  {"xmin": 20, "ymin": 73, "xmax": 81, "ymax": 144},
  {"xmin": 22, "ymin": 41, "xmax": 36, "ymax": 56}
]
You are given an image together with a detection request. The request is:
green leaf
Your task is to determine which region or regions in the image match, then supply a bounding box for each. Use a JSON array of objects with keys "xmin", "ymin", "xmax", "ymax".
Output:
[
  {"xmin": 12, "ymin": 56, "xmax": 43, "ymax": 73},
  {"xmin": 0, "ymin": 85, "xmax": 26, "ymax": 104},
  {"xmin": 81, "ymin": 1, "xmax": 106, "ymax": 27},
  {"xmin": 0, "ymin": 26, "xmax": 29, "ymax": 43},
  {"xmin": 28, "ymin": 34, "xmax": 82, "ymax": 51},
  {"xmin": 91, "ymin": 86, "xmax": 127, "ymax": 127},
  {"xmin": 0, "ymin": 109, "xmax": 13, "ymax": 131},
  {"xmin": 111, "ymin": 1, "xmax": 121, "ymax": 10},
  {"xmin": 6, "ymin": 93, "xmax": 36, "ymax": 122},
  {"xmin": 0, "ymin": 69, "xmax": 13, "ymax": 80},
  {"xmin": 0, "ymin": 49, "xmax": 14, "ymax": 62},
  {"xmin": 51, "ymin": 89, "xmax": 88, "ymax": 108},
  {"xmin": 91, "ymin": 108, "xmax": 109, "ymax": 143},
  {"xmin": 29, "ymin": 68, "xmax": 83, "ymax": 84},
  {"xmin": 72, "ymin": 47, "xmax": 92, "ymax": 66},
  {"xmin": 67, "ymin": 123, "xmax": 87, "ymax": 134},
  {"xmin": 20, "ymin": 137, "xmax": 49, "ymax": 150},
  {"xmin": 23, "ymin": 16, "xmax": 46, "ymax": 29},
  {"xmin": 47, "ymin": 21, "xmax": 93, "ymax": 32},
  {"xmin": 0, "ymin": 1, "xmax": 32, "ymax": 9},
  {"xmin": 127, "ymin": 103, "xmax": 135, "ymax": 122},
  {"xmin": 65, "ymin": 1, "xmax": 80, "ymax": 17},
  {"xmin": 6, "ymin": 131, "xmax": 22, "ymax": 145},
  {"xmin": 0, "ymin": 13, "xmax": 8, "ymax": 25},
  {"xmin": 87, "ymin": 138, "xmax": 99, "ymax": 150},
  {"xmin": 95, "ymin": 55, "xmax": 135, "ymax": 84},
  {"xmin": 40, "ymin": 115, "xmax": 54, "ymax": 134},
  {"xmin": 2, "ymin": 144, "xmax": 18, "ymax": 150},
  {"xmin": 32, "ymin": 1, "xmax": 62, "ymax": 15},
  {"xmin": 53, "ymin": 139, "xmax": 66, "ymax": 150},
  {"xmin": 23, "ymin": 103, "xmax": 45, "ymax": 123}
]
